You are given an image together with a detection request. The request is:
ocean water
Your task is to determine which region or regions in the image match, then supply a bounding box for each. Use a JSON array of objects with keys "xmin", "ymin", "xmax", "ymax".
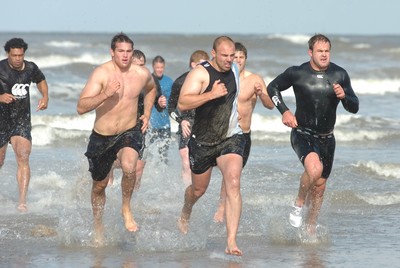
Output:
[{"xmin": 0, "ymin": 32, "xmax": 399, "ymax": 267}]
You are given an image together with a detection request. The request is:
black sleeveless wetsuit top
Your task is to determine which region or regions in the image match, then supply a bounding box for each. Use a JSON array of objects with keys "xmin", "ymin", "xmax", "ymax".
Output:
[
  {"xmin": 267, "ymin": 62, "xmax": 359, "ymax": 134},
  {"xmin": 191, "ymin": 61, "xmax": 240, "ymax": 146},
  {"xmin": 0, "ymin": 59, "xmax": 45, "ymax": 131}
]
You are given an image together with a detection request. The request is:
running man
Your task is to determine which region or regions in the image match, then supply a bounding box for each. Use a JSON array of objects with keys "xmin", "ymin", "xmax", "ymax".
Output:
[
  {"xmin": 168, "ymin": 50, "xmax": 209, "ymax": 187},
  {"xmin": 267, "ymin": 34, "xmax": 359, "ymax": 232},
  {"xmin": 77, "ymin": 33, "xmax": 156, "ymax": 244},
  {"xmin": 107, "ymin": 49, "xmax": 164, "ymax": 187},
  {"xmin": 0, "ymin": 38, "xmax": 49, "ymax": 212},
  {"xmin": 177, "ymin": 36, "xmax": 245, "ymax": 256},
  {"xmin": 213, "ymin": 41, "xmax": 274, "ymax": 222}
]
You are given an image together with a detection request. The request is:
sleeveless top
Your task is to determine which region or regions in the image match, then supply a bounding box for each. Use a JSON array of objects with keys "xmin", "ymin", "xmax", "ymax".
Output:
[{"xmin": 191, "ymin": 61, "xmax": 241, "ymax": 146}]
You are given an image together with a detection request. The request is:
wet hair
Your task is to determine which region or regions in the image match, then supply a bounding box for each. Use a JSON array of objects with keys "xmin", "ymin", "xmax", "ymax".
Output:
[
  {"xmin": 189, "ymin": 50, "xmax": 209, "ymax": 67},
  {"xmin": 4, "ymin": 38, "xmax": 28, "ymax": 53},
  {"xmin": 111, "ymin": 32, "xmax": 134, "ymax": 50},
  {"xmin": 133, "ymin": 49, "xmax": 146, "ymax": 64},
  {"xmin": 152, "ymin": 55, "xmax": 165, "ymax": 66},
  {"xmin": 308, "ymin": 34, "xmax": 331, "ymax": 51},
  {"xmin": 212, "ymin": 36, "xmax": 234, "ymax": 51},
  {"xmin": 235, "ymin": 42, "xmax": 247, "ymax": 59}
]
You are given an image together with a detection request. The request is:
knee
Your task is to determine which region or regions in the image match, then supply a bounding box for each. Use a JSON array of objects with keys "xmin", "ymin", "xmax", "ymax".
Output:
[
  {"xmin": 120, "ymin": 161, "xmax": 136, "ymax": 178},
  {"xmin": 192, "ymin": 185, "xmax": 206, "ymax": 198},
  {"xmin": 314, "ymin": 179, "xmax": 327, "ymax": 193},
  {"xmin": 305, "ymin": 160, "xmax": 323, "ymax": 181},
  {"xmin": 92, "ymin": 180, "xmax": 107, "ymax": 194}
]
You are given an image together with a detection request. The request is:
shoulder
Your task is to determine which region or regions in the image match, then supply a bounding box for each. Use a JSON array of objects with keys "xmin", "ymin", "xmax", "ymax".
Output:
[
  {"xmin": 328, "ymin": 62, "xmax": 347, "ymax": 72},
  {"xmin": 173, "ymin": 71, "xmax": 189, "ymax": 85}
]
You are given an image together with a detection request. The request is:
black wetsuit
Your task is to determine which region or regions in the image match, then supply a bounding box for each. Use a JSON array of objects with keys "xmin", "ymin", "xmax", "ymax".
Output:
[
  {"xmin": 267, "ymin": 61, "xmax": 359, "ymax": 178},
  {"xmin": 168, "ymin": 71, "xmax": 195, "ymax": 148},
  {"xmin": 0, "ymin": 59, "xmax": 46, "ymax": 146}
]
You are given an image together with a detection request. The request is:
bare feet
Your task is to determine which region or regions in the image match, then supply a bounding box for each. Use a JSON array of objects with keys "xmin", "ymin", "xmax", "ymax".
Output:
[
  {"xmin": 17, "ymin": 204, "xmax": 27, "ymax": 212},
  {"xmin": 225, "ymin": 246, "xmax": 242, "ymax": 256},
  {"xmin": 121, "ymin": 209, "xmax": 138, "ymax": 232},
  {"xmin": 213, "ymin": 205, "xmax": 225, "ymax": 223},
  {"xmin": 177, "ymin": 217, "xmax": 189, "ymax": 234}
]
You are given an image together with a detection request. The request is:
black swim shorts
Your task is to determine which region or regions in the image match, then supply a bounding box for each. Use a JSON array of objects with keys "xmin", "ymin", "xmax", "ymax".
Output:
[
  {"xmin": 290, "ymin": 128, "xmax": 336, "ymax": 179},
  {"xmin": 0, "ymin": 121, "xmax": 32, "ymax": 147},
  {"xmin": 242, "ymin": 132, "xmax": 251, "ymax": 168},
  {"xmin": 188, "ymin": 133, "xmax": 245, "ymax": 174},
  {"xmin": 84, "ymin": 125, "xmax": 144, "ymax": 181}
]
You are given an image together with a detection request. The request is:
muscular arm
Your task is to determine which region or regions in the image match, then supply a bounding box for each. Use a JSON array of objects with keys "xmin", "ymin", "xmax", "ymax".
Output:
[
  {"xmin": 77, "ymin": 67, "xmax": 112, "ymax": 115},
  {"xmin": 36, "ymin": 80, "xmax": 49, "ymax": 111},
  {"xmin": 141, "ymin": 75, "xmax": 157, "ymax": 132},
  {"xmin": 254, "ymin": 75, "xmax": 274, "ymax": 110},
  {"xmin": 178, "ymin": 65, "xmax": 227, "ymax": 112}
]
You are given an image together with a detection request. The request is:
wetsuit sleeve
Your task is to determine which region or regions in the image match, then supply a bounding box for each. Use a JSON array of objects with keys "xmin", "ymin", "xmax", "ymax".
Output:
[
  {"xmin": 267, "ymin": 67, "xmax": 293, "ymax": 114},
  {"xmin": 340, "ymin": 71, "xmax": 359, "ymax": 114},
  {"xmin": 153, "ymin": 75, "xmax": 164, "ymax": 112},
  {"xmin": 168, "ymin": 78, "xmax": 182, "ymax": 122},
  {"xmin": 31, "ymin": 62, "xmax": 46, "ymax": 83}
]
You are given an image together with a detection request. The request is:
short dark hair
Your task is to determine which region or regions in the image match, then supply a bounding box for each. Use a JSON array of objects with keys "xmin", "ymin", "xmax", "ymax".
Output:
[
  {"xmin": 111, "ymin": 32, "xmax": 134, "ymax": 50},
  {"xmin": 4, "ymin": 38, "xmax": 28, "ymax": 53},
  {"xmin": 133, "ymin": 49, "xmax": 146, "ymax": 64},
  {"xmin": 308, "ymin": 34, "xmax": 331, "ymax": 51},
  {"xmin": 212, "ymin": 36, "xmax": 234, "ymax": 51},
  {"xmin": 152, "ymin": 55, "xmax": 165, "ymax": 66},
  {"xmin": 235, "ymin": 42, "xmax": 247, "ymax": 59}
]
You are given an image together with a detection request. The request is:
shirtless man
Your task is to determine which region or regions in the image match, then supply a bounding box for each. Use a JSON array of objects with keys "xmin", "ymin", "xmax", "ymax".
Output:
[
  {"xmin": 177, "ymin": 36, "xmax": 245, "ymax": 256},
  {"xmin": 213, "ymin": 42, "xmax": 274, "ymax": 222},
  {"xmin": 77, "ymin": 33, "xmax": 156, "ymax": 244},
  {"xmin": 107, "ymin": 49, "xmax": 164, "ymax": 187}
]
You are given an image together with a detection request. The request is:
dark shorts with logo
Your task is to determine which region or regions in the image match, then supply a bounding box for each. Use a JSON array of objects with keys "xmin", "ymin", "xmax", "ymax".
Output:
[
  {"xmin": 291, "ymin": 128, "xmax": 336, "ymax": 179},
  {"xmin": 85, "ymin": 125, "xmax": 144, "ymax": 181},
  {"xmin": 188, "ymin": 133, "xmax": 245, "ymax": 174},
  {"xmin": 0, "ymin": 120, "xmax": 32, "ymax": 147}
]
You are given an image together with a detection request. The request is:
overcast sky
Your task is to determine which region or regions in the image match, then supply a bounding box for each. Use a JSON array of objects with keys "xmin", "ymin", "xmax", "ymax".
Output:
[{"xmin": 1, "ymin": 0, "xmax": 399, "ymax": 35}]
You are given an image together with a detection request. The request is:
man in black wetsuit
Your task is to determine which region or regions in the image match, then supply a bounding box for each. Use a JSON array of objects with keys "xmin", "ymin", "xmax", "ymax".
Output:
[
  {"xmin": 267, "ymin": 34, "xmax": 359, "ymax": 232},
  {"xmin": 0, "ymin": 38, "xmax": 49, "ymax": 212},
  {"xmin": 167, "ymin": 50, "xmax": 209, "ymax": 187},
  {"xmin": 177, "ymin": 36, "xmax": 245, "ymax": 256}
]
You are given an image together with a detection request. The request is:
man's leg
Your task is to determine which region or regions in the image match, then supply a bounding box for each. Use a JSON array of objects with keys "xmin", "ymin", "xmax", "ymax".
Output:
[
  {"xmin": 10, "ymin": 136, "xmax": 32, "ymax": 212},
  {"xmin": 179, "ymin": 147, "xmax": 191, "ymax": 187},
  {"xmin": 306, "ymin": 177, "xmax": 327, "ymax": 227},
  {"xmin": 178, "ymin": 168, "xmax": 212, "ymax": 234},
  {"xmin": 118, "ymin": 147, "xmax": 139, "ymax": 232},
  {"xmin": 217, "ymin": 153, "xmax": 243, "ymax": 256},
  {"xmin": 91, "ymin": 177, "xmax": 109, "ymax": 245},
  {"xmin": 213, "ymin": 180, "xmax": 226, "ymax": 223},
  {"xmin": 295, "ymin": 152, "xmax": 323, "ymax": 208},
  {"xmin": 133, "ymin": 159, "xmax": 145, "ymax": 191}
]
